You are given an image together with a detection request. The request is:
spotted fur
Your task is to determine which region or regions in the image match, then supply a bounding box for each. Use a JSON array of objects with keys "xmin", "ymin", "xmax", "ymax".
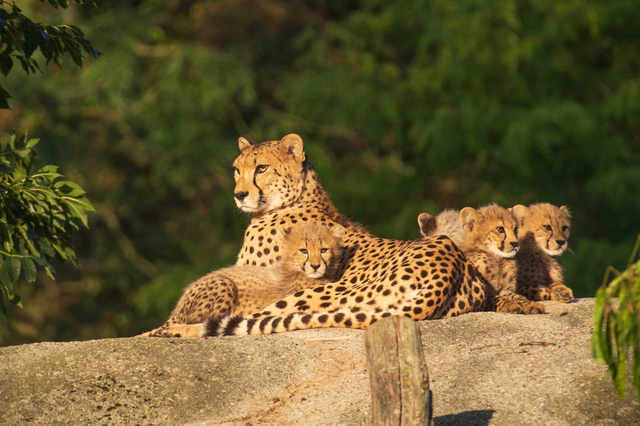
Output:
[
  {"xmin": 141, "ymin": 222, "xmax": 343, "ymax": 337},
  {"xmin": 417, "ymin": 209, "xmax": 465, "ymax": 247},
  {"xmin": 508, "ymin": 203, "xmax": 573, "ymax": 302},
  {"xmin": 457, "ymin": 204, "xmax": 545, "ymax": 314},
  {"xmin": 202, "ymin": 134, "xmax": 494, "ymax": 337}
]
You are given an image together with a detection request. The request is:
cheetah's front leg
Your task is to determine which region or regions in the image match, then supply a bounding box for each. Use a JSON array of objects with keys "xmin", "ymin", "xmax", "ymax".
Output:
[
  {"xmin": 516, "ymin": 284, "xmax": 551, "ymax": 301},
  {"xmin": 495, "ymin": 291, "xmax": 545, "ymax": 314},
  {"xmin": 140, "ymin": 274, "xmax": 240, "ymax": 338},
  {"xmin": 547, "ymin": 264, "xmax": 573, "ymax": 302},
  {"xmin": 548, "ymin": 283, "xmax": 573, "ymax": 302}
]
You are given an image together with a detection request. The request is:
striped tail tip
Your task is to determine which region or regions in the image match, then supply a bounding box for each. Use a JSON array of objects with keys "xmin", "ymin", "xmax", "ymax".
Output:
[{"xmin": 202, "ymin": 315, "xmax": 245, "ymax": 337}]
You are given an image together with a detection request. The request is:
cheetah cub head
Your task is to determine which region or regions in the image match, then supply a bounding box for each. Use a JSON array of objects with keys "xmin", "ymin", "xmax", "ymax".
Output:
[
  {"xmin": 460, "ymin": 204, "xmax": 520, "ymax": 258},
  {"xmin": 280, "ymin": 223, "xmax": 344, "ymax": 280},
  {"xmin": 417, "ymin": 209, "xmax": 465, "ymax": 247},
  {"xmin": 232, "ymin": 134, "xmax": 307, "ymax": 215},
  {"xmin": 511, "ymin": 203, "xmax": 571, "ymax": 256}
]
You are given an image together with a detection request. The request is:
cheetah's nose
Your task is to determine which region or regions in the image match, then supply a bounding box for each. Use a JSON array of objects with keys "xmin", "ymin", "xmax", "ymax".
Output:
[
  {"xmin": 234, "ymin": 191, "xmax": 249, "ymax": 201},
  {"xmin": 510, "ymin": 241, "xmax": 519, "ymax": 248},
  {"xmin": 310, "ymin": 264, "xmax": 321, "ymax": 271},
  {"xmin": 556, "ymin": 240, "xmax": 566, "ymax": 247}
]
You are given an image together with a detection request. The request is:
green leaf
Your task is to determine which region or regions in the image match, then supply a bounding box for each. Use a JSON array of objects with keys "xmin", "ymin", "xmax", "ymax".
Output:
[
  {"xmin": 4, "ymin": 24, "xmax": 24, "ymax": 51},
  {"xmin": 26, "ymin": 138, "xmax": 40, "ymax": 149},
  {"xmin": 1, "ymin": 226, "xmax": 14, "ymax": 252},
  {"xmin": 62, "ymin": 197, "xmax": 93, "ymax": 227},
  {"xmin": 0, "ymin": 260, "xmax": 12, "ymax": 288},
  {"xmin": 54, "ymin": 181, "xmax": 86, "ymax": 197},
  {"xmin": 44, "ymin": 266, "xmax": 55, "ymax": 280},
  {"xmin": 0, "ymin": 54, "xmax": 13, "ymax": 77},
  {"xmin": 38, "ymin": 165, "xmax": 59, "ymax": 174},
  {"xmin": 24, "ymin": 239, "xmax": 40, "ymax": 257},
  {"xmin": 0, "ymin": 84, "xmax": 11, "ymax": 109},
  {"xmin": 72, "ymin": 196, "xmax": 95, "ymax": 212},
  {"xmin": 7, "ymin": 257, "xmax": 21, "ymax": 284},
  {"xmin": 5, "ymin": 286, "xmax": 22, "ymax": 308},
  {"xmin": 51, "ymin": 242, "xmax": 68, "ymax": 260},
  {"xmin": 23, "ymin": 29, "xmax": 39, "ymax": 58},
  {"xmin": 21, "ymin": 258, "xmax": 36, "ymax": 282},
  {"xmin": 38, "ymin": 241, "xmax": 56, "ymax": 257}
]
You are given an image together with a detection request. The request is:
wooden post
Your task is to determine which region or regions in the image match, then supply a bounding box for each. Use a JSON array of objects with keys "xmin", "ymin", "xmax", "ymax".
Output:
[{"xmin": 364, "ymin": 316, "xmax": 432, "ymax": 426}]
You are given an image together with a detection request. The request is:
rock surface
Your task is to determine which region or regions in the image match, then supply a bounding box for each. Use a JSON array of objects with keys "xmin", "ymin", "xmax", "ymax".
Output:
[{"xmin": 1, "ymin": 298, "xmax": 638, "ymax": 425}]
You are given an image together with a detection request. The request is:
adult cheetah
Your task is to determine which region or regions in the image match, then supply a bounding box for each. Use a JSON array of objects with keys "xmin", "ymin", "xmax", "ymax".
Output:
[
  {"xmin": 202, "ymin": 134, "xmax": 496, "ymax": 337},
  {"xmin": 142, "ymin": 222, "xmax": 343, "ymax": 337}
]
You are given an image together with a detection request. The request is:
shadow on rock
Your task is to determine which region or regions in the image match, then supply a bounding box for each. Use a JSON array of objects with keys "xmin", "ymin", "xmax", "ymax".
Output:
[{"xmin": 434, "ymin": 410, "xmax": 495, "ymax": 426}]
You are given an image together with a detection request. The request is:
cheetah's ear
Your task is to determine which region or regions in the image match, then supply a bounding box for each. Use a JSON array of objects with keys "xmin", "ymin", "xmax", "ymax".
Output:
[
  {"xmin": 281, "ymin": 134, "xmax": 305, "ymax": 163},
  {"xmin": 460, "ymin": 207, "xmax": 480, "ymax": 232},
  {"xmin": 330, "ymin": 224, "xmax": 345, "ymax": 244},
  {"xmin": 417, "ymin": 213, "xmax": 437, "ymax": 238},
  {"xmin": 238, "ymin": 137, "xmax": 252, "ymax": 152},
  {"xmin": 511, "ymin": 205, "xmax": 530, "ymax": 224},
  {"xmin": 559, "ymin": 205, "xmax": 571, "ymax": 217}
]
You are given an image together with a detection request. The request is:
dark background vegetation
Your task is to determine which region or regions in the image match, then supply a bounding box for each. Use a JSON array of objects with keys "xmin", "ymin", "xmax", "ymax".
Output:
[{"xmin": 1, "ymin": 0, "xmax": 639, "ymax": 345}]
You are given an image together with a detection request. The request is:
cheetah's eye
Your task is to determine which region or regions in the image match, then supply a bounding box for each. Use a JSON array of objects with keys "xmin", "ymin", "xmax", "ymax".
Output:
[
  {"xmin": 543, "ymin": 225, "xmax": 552, "ymax": 231},
  {"xmin": 496, "ymin": 226, "xmax": 505, "ymax": 233},
  {"xmin": 562, "ymin": 226, "xmax": 569, "ymax": 232},
  {"xmin": 256, "ymin": 165, "xmax": 269, "ymax": 174},
  {"xmin": 299, "ymin": 248, "xmax": 308, "ymax": 255},
  {"xmin": 320, "ymin": 248, "xmax": 328, "ymax": 253},
  {"xmin": 233, "ymin": 167, "xmax": 239, "ymax": 175}
]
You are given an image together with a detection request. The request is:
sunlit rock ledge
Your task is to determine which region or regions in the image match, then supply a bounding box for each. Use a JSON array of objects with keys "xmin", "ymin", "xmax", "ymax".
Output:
[{"xmin": 1, "ymin": 298, "xmax": 638, "ymax": 425}]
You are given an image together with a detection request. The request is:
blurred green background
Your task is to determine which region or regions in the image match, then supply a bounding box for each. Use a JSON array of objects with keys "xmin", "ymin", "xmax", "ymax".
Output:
[{"xmin": 1, "ymin": 0, "xmax": 639, "ymax": 345}]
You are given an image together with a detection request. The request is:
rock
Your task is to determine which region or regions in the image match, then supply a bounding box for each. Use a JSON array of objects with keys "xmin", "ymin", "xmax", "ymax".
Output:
[{"xmin": 1, "ymin": 299, "xmax": 638, "ymax": 425}]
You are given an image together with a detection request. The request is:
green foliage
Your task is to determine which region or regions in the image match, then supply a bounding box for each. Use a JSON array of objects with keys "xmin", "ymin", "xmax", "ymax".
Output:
[
  {"xmin": 0, "ymin": 0, "xmax": 101, "ymax": 108},
  {"xmin": 0, "ymin": 131, "xmax": 94, "ymax": 323},
  {"xmin": 592, "ymin": 236, "xmax": 640, "ymax": 401}
]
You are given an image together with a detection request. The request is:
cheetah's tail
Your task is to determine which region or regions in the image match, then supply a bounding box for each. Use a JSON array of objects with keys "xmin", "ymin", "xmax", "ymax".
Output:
[
  {"xmin": 201, "ymin": 315, "xmax": 250, "ymax": 337},
  {"xmin": 201, "ymin": 308, "xmax": 407, "ymax": 337}
]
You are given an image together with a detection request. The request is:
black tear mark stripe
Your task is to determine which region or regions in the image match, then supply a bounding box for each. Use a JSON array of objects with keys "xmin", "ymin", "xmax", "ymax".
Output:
[{"xmin": 253, "ymin": 170, "xmax": 266, "ymax": 205}]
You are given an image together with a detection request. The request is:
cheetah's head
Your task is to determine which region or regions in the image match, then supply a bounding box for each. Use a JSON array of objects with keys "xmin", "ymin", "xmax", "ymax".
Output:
[
  {"xmin": 417, "ymin": 209, "xmax": 465, "ymax": 247},
  {"xmin": 280, "ymin": 223, "xmax": 344, "ymax": 280},
  {"xmin": 460, "ymin": 204, "xmax": 520, "ymax": 258},
  {"xmin": 232, "ymin": 134, "xmax": 306, "ymax": 215},
  {"xmin": 511, "ymin": 203, "xmax": 571, "ymax": 256}
]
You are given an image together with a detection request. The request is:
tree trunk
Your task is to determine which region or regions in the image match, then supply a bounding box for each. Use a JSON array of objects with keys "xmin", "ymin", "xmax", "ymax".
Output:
[{"xmin": 364, "ymin": 316, "xmax": 432, "ymax": 426}]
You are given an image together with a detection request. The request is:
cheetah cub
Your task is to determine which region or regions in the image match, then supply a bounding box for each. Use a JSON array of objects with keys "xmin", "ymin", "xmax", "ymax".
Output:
[
  {"xmin": 417, "ymin": 209, "xmax": 465, "ymax": 247},
  {"xmin": 143, "ymin": 222, "xmax": 344, "ymax": 337},
  {"xmin": 419, "ymin": 204, "xmax": 544, "ymax": 314},
  {"xmin": 509, "ymin": 203, "xmax": 573, "ymax": 302}
]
